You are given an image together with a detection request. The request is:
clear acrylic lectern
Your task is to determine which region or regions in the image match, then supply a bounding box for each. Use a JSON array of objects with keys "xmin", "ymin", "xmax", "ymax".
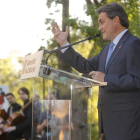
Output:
[{"xmin": 32, "ymin": 65, "xmax": 107, "ymax": 140}]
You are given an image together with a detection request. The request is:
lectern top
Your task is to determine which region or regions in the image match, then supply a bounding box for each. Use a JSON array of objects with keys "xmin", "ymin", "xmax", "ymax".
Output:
[{"xmin": 39, "ymin": 65, "xmax": 107, "ymax": 88}]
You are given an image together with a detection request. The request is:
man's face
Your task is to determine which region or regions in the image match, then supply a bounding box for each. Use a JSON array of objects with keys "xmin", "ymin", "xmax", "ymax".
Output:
[
  {"xmin": 6, "ymin": 95, "xmax": 15, "ymax": 105},
  {"xmin": 18, "ymin": 90, "xmax": 28, "ymax": 101},
  {"xmin": 98, "ymin": 12, "xmax": 117, "ymax": 41}
]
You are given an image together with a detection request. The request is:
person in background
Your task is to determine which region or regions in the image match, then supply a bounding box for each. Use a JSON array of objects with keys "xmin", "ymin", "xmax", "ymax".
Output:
[
  {"xmin": 0, "ymin": 93, "xmax": 22, "ymax": 140},
  {"xmin": 37, "ymin": 94, "xmax": 61, "ymax": 140},
  {"xmin": 6, "ymin": 93, "xmax": 22, "ymax": 119},
  {"xmin": 7, "ymin": 87, "xmax": 32, "ymax": 140}
]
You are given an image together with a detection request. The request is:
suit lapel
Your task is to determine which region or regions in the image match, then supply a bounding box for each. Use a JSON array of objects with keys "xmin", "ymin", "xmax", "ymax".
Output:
[{"xmin": 105, "ymin": 30, "xmax": 131, "ymax": 73}]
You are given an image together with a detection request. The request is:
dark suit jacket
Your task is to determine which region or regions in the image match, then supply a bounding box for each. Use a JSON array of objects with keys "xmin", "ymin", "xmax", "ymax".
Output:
[
  {"xmin": 6, "ymin": 103, "xmax": 22, "ymax": 140},
  {"xmin": 60, "ymin": 30, "xmax": 140, "ymax": 140},
  {"xmin": 16, "ymin": 99, "xmax": 32, "ymax": 140},
  {"xmin": 7, "ymin": 103, "xmax": 22, "ymax": 119}
]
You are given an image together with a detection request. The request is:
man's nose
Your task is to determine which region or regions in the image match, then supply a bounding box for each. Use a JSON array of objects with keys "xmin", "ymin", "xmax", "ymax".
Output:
[{"xmin": 98, "ymin": 25, "xmax": 102, "ymax": 31}]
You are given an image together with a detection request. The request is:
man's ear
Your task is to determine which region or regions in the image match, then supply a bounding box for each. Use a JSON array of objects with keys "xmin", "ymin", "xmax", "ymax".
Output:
[{"xmin": 113, "ymin": 16, "xmax": 120, "ymax": 26}]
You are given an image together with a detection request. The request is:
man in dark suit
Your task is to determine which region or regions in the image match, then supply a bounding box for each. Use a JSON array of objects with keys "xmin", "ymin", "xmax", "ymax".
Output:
[
  {"xmin": 6, "ymin": 93, "xmax": 22, "ymax": 119},
  {"xmin": 52, "ymin": 2, "xmax": 140, "ymax": 140}
]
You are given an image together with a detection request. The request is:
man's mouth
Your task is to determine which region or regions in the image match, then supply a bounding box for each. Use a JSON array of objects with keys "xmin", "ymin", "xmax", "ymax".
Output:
[{"xmin": 102, "ymin": 31, "xmax": 105, "ymax": 35}]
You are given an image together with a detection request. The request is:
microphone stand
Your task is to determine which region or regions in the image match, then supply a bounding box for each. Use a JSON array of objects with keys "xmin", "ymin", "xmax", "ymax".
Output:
[{"xmin": 44, "ymin": 34, "xmax": 101, "ymax": 65}]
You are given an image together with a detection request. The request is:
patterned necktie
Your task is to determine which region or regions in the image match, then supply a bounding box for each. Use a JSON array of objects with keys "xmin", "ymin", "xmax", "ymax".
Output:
[{"xmin": 105, "ymin": 42, "xmax": 115, "ymax": 68}]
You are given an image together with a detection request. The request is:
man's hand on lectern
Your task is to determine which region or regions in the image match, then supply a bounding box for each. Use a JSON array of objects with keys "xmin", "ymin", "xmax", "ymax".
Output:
[
  {"xmin": 52, "ymin": 22, "xmax": 69, "ymax": 47},
  {"xmin": 89, "ymin": 71, "xmax": 105, "ymax": 82}
]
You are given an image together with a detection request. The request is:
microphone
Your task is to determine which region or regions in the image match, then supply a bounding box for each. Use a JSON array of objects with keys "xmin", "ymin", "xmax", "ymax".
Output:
[
  {"xmin": 44, "ymin": 34, "xmax": 101, "ymax": 65},
  {"xmin": 86, "ymin": 34, "xmax": 101, "ymax": 40}
]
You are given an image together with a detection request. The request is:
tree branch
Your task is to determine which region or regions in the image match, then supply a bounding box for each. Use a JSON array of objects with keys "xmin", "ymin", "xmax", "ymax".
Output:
[
  {"xmin": 85, "ymin": 0, "xmax": 93, "ymax": 5},
  {"xmin": 93, "ymin": 0, "xmax": 99, "ymax": 6}
]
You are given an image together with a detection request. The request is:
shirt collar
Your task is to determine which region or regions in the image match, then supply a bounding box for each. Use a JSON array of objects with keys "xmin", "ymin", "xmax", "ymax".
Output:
[
  {"xmin": 11, "ymin": 102, "xmax": 16, "ymax": 107},
  {"xmin": 24, "ymin": 99, "xmax": 30, "ymax": 105},
  {"xmin": 113, "ymin": 29, "xmax": 128, "ymax": 46}
]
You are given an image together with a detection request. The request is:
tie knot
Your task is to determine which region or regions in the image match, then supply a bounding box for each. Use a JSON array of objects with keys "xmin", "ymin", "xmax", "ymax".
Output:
[{"xmin": 110, "ymin": 42, "xmax": 115, "ymax": 49}]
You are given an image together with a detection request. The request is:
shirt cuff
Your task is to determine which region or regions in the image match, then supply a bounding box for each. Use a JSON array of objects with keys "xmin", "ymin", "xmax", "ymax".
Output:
[{"xmin": 61, "ymin": 42, "xmax": 70, "ymax": 53}]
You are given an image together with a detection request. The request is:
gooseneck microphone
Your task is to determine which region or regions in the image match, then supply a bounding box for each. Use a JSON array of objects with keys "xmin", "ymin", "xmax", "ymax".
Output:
[{"xmin": 44, "ymin": 34, "xmax": 101, "ymax": 65}]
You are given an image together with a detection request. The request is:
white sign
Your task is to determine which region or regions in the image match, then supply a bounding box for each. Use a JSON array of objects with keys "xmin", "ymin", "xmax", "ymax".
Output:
[{"xmin": 20, "ymin": 50, "xmax": 44, "ymax": 80}]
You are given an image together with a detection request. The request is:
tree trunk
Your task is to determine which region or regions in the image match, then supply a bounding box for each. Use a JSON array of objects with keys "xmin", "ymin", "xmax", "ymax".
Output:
[{"xmin": 56, "ymin": 0, "xmax": 71, "ymax": 72}]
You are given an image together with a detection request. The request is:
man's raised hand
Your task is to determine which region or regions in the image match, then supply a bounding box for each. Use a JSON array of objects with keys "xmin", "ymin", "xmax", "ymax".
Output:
[{"xmin": 52, "ymin": 22, "xmax": 69, "ymax": 47}]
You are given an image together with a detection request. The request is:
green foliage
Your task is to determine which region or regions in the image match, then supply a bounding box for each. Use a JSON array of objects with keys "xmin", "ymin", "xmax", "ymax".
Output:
[{"xmin": 124, "ymin": 0, "xmax": 140, "ymax": 37}]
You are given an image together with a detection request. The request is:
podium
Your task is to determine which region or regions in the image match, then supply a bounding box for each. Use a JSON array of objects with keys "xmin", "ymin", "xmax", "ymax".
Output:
[{"xmin": 32, "ymin": 65, "xmax": 107, "ymax": 140}]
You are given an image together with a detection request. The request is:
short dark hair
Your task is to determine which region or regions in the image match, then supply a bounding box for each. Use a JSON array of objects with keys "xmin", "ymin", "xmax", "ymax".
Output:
[
  {"xmin": 96, "ymin": 2, "xmax": 129, "ymax": 28},
  {"xmin": 18, "ymin": 87, "xmax": 29, "ymax": 96},
  {"xmin": 6, "ymin": 93, "xmax": 14, "ymax": 97}
]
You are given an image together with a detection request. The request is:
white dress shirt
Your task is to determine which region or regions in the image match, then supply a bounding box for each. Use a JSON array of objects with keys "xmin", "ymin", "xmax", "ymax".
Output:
[{"xmin": 112, "ymin": 29, "xmax": 128, "ymax": 50}]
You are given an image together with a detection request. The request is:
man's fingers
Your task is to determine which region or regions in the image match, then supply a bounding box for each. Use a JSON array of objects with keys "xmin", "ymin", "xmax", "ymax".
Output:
[
  {"xmin": 52, "ymin": 22, "xmax": 58, "ymax": 33},
  {"xmin": 55, "ymin": 22, "xmax": 61, "ymax": 31},
  {"xmin": 53, "ymin": 22, "xmax": 61, "ymax": 33},
  {"xmin": 66, "ymin": 26, "xmax": 69, "ymax": 34},
  {"xmin": 54, "ymin": 32, "xmax": 60, "ymax": 37},
  {"xmin": 52, "ymin": 24, "xmax": 56, "ymax": 33},
  {"xmin": 52, "ymin": 22, "xmax": 62, "ymax": 35},
  {"xmin": 89, "ymin": 71, "xmax": 96, "ymax": 76},
  {"xmin": 89, "ymin": 71, "xmax": 98, "ymax": 79},
  {"xmin": 89, "ymin": 71, "xmax": 105, "ymax": 82}
]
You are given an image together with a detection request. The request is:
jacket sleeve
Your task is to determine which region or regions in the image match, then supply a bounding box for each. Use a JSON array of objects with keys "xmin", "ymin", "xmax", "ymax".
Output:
[
  {"xmin": 104, "ymin": 39, "xmax": 140, "ymax": 92},
  {"xmin": 16, "ymin": 104, "xmax": 32, "ymax": 130},
  {"xmin": 59, "ymin": 47, "xmax": 100, "ymax": 73},
  {"xmin": 6, "ymin": 108, "xmax": 10, "ymax": 119},
  {"xmin": 16, "ymin": 104, "xmax": 22, "ymax": 111}
]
